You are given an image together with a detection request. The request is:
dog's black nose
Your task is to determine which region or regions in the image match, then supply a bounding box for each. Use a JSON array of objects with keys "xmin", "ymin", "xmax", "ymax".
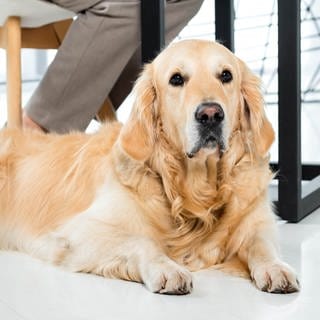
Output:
[{"xmin": 195, "ymin": 102, "xmax": 224, "ymax": 126}]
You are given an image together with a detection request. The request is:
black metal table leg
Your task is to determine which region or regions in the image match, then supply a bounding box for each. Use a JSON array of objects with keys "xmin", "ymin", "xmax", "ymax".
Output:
[
  {"xmin": 278, "ymin": 0, "xmax": 302, "ymax": 222},
  {"xmin": 141, "ymin": 0, "xmax": 165, "ymax": 63},
  {"xmin": 278, "ymin": 0, "xmax": 320, "ymax": 222},
  {"xmin": 214, "ymin": 0, "xmax": 234, "ymax": 52}
]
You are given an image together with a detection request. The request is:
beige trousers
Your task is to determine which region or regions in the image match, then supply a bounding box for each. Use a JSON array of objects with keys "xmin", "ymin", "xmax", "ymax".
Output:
[{"xmin": 26, "ymin": 0, "xmax": 204, "ymax": 132}]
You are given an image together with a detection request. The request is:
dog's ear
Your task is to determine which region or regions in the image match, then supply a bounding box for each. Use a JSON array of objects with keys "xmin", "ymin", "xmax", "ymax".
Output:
[
  {"xmin": 238, "ymin": 58, "xmax": 275, "ymax": 157},
  {"xmin": 119, "ymin": 64, "xmax": 157, "ymax": 161}
]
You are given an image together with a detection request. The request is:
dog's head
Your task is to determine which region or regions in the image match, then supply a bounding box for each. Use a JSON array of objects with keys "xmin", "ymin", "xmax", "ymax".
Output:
[{"xmin": 120, "ymin": 40, "xmax": 274, "ymax": 161}]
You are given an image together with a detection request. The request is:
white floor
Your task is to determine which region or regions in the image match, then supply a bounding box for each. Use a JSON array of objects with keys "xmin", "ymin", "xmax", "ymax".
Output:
[{"xmin": 0, "ymin": 208, "xmax": 319, "ymax": 320}]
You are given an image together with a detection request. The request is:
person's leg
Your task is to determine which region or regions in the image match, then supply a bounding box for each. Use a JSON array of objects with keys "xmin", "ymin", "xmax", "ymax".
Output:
[
  {"xmin": 25, "ymin": 0, "xmax": 141, "ymax": 133},
  {"xmin": 25, "ymin": 0, "xmax": 204, "ymax": 133}
]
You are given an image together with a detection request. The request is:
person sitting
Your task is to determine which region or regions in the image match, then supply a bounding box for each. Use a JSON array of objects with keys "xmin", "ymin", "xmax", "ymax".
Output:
[{"xmin": 23, "ymin": 0, "xmax": 204, "ymax": 133}]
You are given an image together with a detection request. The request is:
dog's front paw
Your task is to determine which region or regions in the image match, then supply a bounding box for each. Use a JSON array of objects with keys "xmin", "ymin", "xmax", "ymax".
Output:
[
  {"xmin": 143, "ymin": 260, "xmax": 193, "ymax": 295},
  {"xmin": 251, "ymin": 261, "xmax": 300, "ymax": 294}
]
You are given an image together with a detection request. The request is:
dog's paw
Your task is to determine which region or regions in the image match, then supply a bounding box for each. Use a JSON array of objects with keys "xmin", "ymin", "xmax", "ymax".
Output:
[
  {"xmin": 251, "ymin": 261, "xmax": 300, "ymax": 294},
  {"xmin": 143, "ymin": 260, "xmax": 193, "ymax": 295}
]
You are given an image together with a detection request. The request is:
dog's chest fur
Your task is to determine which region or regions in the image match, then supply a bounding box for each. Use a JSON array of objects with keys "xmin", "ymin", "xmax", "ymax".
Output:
[{"xmin": 111, "ymin": 148, "xmax": 228, "ymax": 271}]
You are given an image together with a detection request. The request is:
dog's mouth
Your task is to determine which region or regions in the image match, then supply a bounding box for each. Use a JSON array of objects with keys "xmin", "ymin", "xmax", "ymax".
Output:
[{"xmin": 186, "ymin": 134, "xmax": 226, "ymax": 159}]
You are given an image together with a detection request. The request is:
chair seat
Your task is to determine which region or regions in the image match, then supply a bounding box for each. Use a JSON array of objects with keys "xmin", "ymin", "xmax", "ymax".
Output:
[{"xmin": 0, "ymin": 0, "xmax": 74, "ymax": 28}]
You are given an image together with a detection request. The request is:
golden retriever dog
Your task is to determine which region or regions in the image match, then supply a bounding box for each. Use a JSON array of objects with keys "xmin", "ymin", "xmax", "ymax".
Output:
[{"xmin": 0, "ymin": 40, "xmax": 299, "ymax": 295}]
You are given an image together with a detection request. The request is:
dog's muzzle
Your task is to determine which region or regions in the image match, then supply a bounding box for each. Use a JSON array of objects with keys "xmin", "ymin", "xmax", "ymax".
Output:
[{"xmin": 187, "ymin": 102, "xmax": 226, "ymax": 158}]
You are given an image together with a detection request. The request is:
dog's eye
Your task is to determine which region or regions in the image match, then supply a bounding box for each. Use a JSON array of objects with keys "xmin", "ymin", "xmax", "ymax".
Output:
[
  {"xmin": 220, "ymin": 70, "xmax": 233, "ymax": 83},
  {"xmin": 169, "ymin": 73, "xmax": 185, "ymax": 86}
]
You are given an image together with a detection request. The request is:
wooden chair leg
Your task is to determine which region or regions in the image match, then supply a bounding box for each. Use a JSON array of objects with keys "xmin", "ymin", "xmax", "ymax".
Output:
[{"xmin": 5, "ymin": 17, "xmax": 22, "ymax": 128}]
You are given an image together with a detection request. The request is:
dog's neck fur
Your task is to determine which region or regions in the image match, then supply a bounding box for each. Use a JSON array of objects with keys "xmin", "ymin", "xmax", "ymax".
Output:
[
  {"xmin": 114, "ymin": 124, "xmax": 228, "ymax": 252},
  {"xmin": 113, "ymin": 122, "xmax": 273, "ymax": 266}
]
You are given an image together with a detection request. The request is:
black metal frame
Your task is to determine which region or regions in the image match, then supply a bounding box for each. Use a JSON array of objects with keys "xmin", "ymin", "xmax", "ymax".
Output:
[
  {"xmin": 270, "ymin": 163, "xmax": 320, "ymax": 181},
  {"xmin": 214, "ymin": 0, "xmax": 234, "ymax": 52},
  {"xmin": 278, "ymin": 0, "xmax": 320, "ymax": 222},
  {"xmin": 141, "ymin": 0, "xmax": 165, "ymax": 63},
  {"xmin": 277, "ymin": 0, "xmax": 302, "ymax": 221},
  {"xmin": 140, "ymin": 0, "xmax": 320, "ymax": 222}
]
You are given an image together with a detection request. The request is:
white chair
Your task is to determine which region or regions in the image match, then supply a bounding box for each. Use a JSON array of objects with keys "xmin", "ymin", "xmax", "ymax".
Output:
[{"xmin": 0, "ymin": 0, "xmax": 115, "ymax": 129}]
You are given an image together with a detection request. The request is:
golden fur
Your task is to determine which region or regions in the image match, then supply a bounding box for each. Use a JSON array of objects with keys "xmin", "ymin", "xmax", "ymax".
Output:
[{"xmin": 0, "ymin": 40, "xmax": 299, "ymax": 294}]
